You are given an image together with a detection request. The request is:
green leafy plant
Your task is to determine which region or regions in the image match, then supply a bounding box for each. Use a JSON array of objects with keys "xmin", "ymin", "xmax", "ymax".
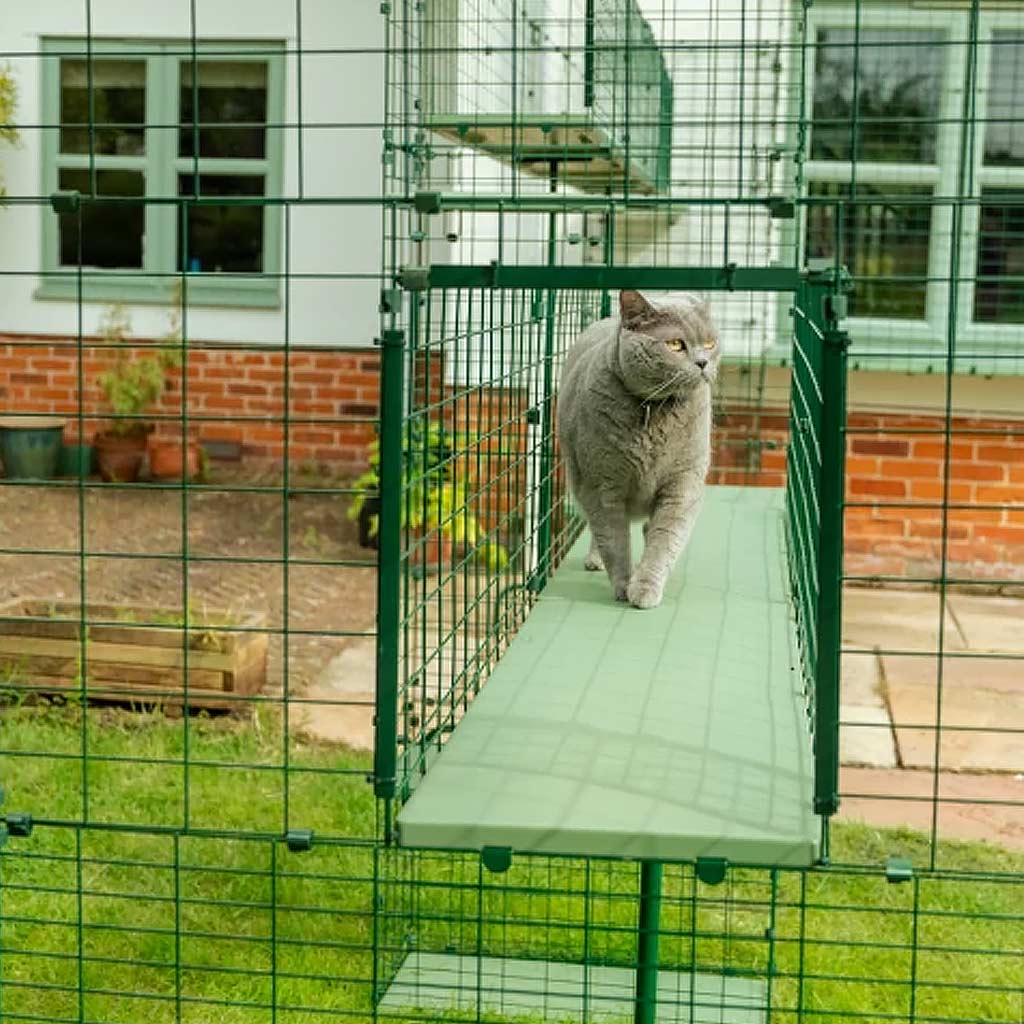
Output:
[
  {"xmin": 0, "ymin": 63, "xmax": 19, "ymax": 199},
  {"xmin": 347, "ymin": 421, "xmax": 508, "ymax": 570},
  {"xmin": 96, "ymin": 296, "xmax": 183, "ymax": 438}
]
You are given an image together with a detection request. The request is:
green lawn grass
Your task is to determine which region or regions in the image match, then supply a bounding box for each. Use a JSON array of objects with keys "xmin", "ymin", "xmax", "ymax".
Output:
[{"xmin": 2, "ymin": 704, "xmax": 1022, "ymax": 1024}]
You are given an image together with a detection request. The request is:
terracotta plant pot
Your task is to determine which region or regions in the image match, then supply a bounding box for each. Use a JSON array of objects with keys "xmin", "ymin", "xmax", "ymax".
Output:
[
  {"xmin": 149, "ymin": 438, "xmax": 201, "ymax": 481},
  {"xmin": 94, "ymin": 430, "xmax": 149, "ymax": 483},
  {"xmin": 410, "ymin": 529, "xmax": 453, "ymax": 572}
]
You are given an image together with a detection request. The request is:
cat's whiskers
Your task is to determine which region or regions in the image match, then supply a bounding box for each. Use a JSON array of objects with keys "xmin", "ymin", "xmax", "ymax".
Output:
[{"xmin": 641, "ymin": 367, "xmax": 688, "ymax": 405}]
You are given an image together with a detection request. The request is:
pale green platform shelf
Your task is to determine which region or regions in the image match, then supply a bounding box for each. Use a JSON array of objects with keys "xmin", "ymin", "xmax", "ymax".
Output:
[
  {"xmin": 379, "ymin": 953, "xmax": 767, "ymax": 1024},
  {"xmin": 397, "ymin": 485, "xmax": 819, "ymax": 868}
]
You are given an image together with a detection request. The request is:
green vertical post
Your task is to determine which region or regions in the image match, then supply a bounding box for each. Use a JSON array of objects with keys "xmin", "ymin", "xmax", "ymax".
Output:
[
  {"xmin": 657, "ymin": 68, "xmax": 673, "ymax": 193},
  {"xmin": 375, "ymin": 327, "xmax": 406, "ymax": 807},
  {"xmin": 535, "ymin": 163, "xmax": 559, "ymax": 589},
  {"xmin": 634, "ymin": 860, "xmax": 662, "ymax": 1024},
  {"xmin": 810, "ymin": 274, "xmax": 848, "ymax": 820},
  {"xmin": 584, "ymin": 0, "xmax": 595, "ymax": 108}
]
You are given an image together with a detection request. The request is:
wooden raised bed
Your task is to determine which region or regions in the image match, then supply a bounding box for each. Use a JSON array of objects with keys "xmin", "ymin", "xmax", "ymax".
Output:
[{"xmin": 0, "ymin": 598, "xmax": 268, "ymax": 710}]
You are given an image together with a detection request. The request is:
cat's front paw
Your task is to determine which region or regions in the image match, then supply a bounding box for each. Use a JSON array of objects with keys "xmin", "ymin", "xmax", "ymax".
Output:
[
  {"xmin": 584, "ymin": 549, "xmax": 605, "ymax": 571},
  {"xmin": 627, "ymin": 575, "xmax": 664, "ymax": 610},
  {"xmin": 612, "ymin": 578, "xmax": 629, "ymax": 602}
]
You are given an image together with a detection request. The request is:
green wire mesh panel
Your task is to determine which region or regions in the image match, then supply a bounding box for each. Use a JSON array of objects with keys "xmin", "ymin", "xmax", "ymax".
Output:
[
  {"xmin": 375, "ymin": 847, "xmax": 1024, "ymax": 1023},
  {"xmin": 380, "ymin": 286, "xmax": 598, "ymax": 804},
  {"xmin": 1, "ymin": 1, "xmax": 1023, "ymax": 1024}
]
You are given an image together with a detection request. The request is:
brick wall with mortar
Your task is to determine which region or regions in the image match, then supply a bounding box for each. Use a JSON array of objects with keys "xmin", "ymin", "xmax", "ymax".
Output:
[
  {"xmin": 712, "ymin": 407, "xmax": 1024, "ymax": 584},
  {"xmin": 2, "ymin": 335, "xmax": 1022, "ymax": 580},
  {"xmin": 0, "ymin": 335, "xmax": 379, "ymax": 464}
]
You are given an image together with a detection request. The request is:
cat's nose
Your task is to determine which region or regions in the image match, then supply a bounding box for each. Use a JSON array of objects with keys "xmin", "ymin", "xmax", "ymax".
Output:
[{"xmin": 694, "ymin": 356, "xmax": 709, "ymax": 370}]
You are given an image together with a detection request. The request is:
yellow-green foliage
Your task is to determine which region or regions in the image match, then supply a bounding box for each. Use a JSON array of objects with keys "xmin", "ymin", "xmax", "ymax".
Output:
[
  {"xmin": 0, "ymin": 63, "xmax": 19, "ymax": 197},
  {"xmin": 96, "ymin": 297, "xmax": 184, "ymax": 436}
]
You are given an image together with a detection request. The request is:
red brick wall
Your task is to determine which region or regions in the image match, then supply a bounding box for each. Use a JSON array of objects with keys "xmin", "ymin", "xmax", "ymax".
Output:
[
  {"xmin": 0, "ymin": 335, "xmax": 378, "ymax": 465},
  {"xmin": 712, "ymin": 407, "xmax": 1024, "ymax": 583},
  {"xmin": 3, "ymin": 334, "xmax": 1022, "ymax": 579}
]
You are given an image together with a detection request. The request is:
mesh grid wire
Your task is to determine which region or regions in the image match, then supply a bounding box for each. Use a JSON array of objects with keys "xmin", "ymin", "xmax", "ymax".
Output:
[{"xmin": 0, "ymin": 2, "xmax": 1022, "ymax": 1024}]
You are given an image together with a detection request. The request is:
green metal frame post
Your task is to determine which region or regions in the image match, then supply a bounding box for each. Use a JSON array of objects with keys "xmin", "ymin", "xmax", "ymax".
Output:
[
  {"xmin": 534, "ymin": 164, "xmax": 560, "ymax": 590},
  {"xmin": 374, "ymin": 327, "xmax": 407, "ymax": 808},
  {"xmin": 584, "ymin": 0, "xmax": 595, "ymax": 108},
  {"xmin": 809, "ymin": 273, "xmax": 849, "ymax": 821},
  {"xmin": 634, "ymin": 860, "xmax": 663, "ymax": 1024}
]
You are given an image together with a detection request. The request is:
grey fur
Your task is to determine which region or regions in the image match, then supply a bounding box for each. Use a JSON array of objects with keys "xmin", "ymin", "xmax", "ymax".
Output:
[{"xmin": 557, "ymin": 289, "xmax": 719, "ymax": 609}]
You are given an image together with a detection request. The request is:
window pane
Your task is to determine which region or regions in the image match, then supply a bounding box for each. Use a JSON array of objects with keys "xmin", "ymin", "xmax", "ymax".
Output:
[
  {"xmin": 807, "ymin": 182, "xmax": 931, "ymax": 318},
  {"xmin": 178, "ymin": 174, "xmax": 264, "ymax": 273},
  {"xmin": 179, "ymin": 61, "xmax": 268, "ymax": 159},
  {"xmin": 974, "ymin": 190, "xmax": 1024, "ymax": 323},
  {"xmin": 984, "ymin": 35, "xmax": 1024, "ymax": 166},
  {"xmin": 811, "ymin": 30, "xmax": 943, "ymax": 163},
  {"xmin": 60, "ymin": 58, "xmax": 145, "ymax": 156},
  {"xmin": 58, "ymin": 168, "xmax": 145, "ymax": 269}
]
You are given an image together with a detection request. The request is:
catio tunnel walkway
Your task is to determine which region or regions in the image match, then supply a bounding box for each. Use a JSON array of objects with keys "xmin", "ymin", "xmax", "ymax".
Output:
[{"xmin": 397, "ymin": 486, "xmax": 819, "ymax": 867}]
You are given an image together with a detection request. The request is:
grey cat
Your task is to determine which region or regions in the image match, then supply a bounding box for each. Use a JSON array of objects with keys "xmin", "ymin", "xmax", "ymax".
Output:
[{"xmin": 557, "ymin": 289, "xmax": 719, "ymax": 609}]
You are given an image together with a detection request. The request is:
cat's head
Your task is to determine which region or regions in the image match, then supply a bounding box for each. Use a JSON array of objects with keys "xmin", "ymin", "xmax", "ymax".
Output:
[{"xmin": 616, "ymin": 289, "xmax": 720, "ymax": 398}]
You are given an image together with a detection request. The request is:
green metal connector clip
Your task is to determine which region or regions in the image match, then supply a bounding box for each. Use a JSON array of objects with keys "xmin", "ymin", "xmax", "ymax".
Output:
[
  {"xmin": 823, "ymin": 326, "xmax": 851, "ymax": 353},
  {"xmin": 6, "ymin": 812, "xmax": 33, "ymax": 837},
  {"xmin": 398, "ymin": 266, "xmax": 430, "ymax": 292},
  {"xmin": 814, "ymin": 794, "xmax": 840, "ymax": 816},
  {"xmin": 768, "ymin": 196, "xmax": 795, "ymax": 219},
  {"xmin": 823, "ymin": 293, "xmax": 849, "ymax": 328},
  {"xmin": 695, "ymin": 857, "xmax": 728, "ymax": 885},
  {"xmin": 285, "ymin": 828, "xmax": 314, "ymax": 852},
  {"xmin": 481, "ymin": 846, "xmax": 513, "ymax": 874},
  {"xmin": 886, "ymin": 857, "xmax": 914, "ymax": 884},
  {"xmin": 50, "ymin": 190, "xmax": 80, "ymax": 214},
  {"xmin": 414, "ymin": 191, "xmax": 442, "ymax": 215}
]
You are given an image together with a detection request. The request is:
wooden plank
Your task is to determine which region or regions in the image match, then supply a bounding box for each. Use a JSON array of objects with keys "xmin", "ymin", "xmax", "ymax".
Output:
[
  {"xmin": 11, "ymin": 675, "xmax": 250, "ymax": 711},
  {"xmin": 0, "ymin": 635, "xmax": 236, "ymax": 672},
  {"xmin": 0, "ymin": 599, "xmax": 261, "ymax": 652},
  {"xmin": 0, "ymin": 596, "xmax": 268, "ymax": 707},
  {"xmin": 0, "ymin": 654, "xmax": 227, "ymax": 691},
  {"xmin": 225, "ymin": 636, "xmax": 269, "ymax": 696},
  {"xmin": 425, "ymin": 118, "xmax": 656, "ymax": 195}
]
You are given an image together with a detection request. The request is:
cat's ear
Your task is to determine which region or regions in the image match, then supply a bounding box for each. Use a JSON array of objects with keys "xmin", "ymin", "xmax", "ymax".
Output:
[
  {"xmin": 684, "ymin": 293, "xmax": 711, "ymax": 320},
  {"xmin": 620, "ymin": 290, "xmax": 654, "ymax": 326}
]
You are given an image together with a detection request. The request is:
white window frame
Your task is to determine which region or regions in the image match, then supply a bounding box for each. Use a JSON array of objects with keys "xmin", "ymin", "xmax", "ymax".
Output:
[
  {"xmin": 803, "ymin": 5, "xmax": 1024, "ymax": 367},
  {"xmin": 38, "ymin": 37, "xmax": 284, "ymax": 309}
]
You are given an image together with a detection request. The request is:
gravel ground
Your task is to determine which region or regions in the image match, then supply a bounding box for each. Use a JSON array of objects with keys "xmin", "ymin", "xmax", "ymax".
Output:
[{"xmin": 0, "ymin": 462, "xmax": 378, "ymax": 698}]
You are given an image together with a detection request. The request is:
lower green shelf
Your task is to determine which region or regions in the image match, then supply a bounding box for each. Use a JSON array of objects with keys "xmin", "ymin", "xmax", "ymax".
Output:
[
  {"xmin": 378, "ymin": 953, "xmax": 767, "ymax": 1024},
  {"xmin": 396, "ymin": 486, "xmax": 818, "ymax": 867}
]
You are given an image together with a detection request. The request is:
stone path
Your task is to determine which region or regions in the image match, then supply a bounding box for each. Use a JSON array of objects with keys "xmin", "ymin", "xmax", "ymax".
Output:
[{"xmin": 839, "ymin": 586, "xmax": 1024, "ymax": 849}]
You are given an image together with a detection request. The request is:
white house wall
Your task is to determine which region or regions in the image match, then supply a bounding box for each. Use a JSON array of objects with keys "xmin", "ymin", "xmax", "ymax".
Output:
[{"xmin": 1, "ymin": 0, "xmax": 800, "ymax": 360}]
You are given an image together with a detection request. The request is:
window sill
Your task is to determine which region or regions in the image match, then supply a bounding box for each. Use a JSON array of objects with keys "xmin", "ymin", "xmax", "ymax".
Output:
[{"xmin": 34, "ymin": 274, "xmax": 282, "ymax": 310}]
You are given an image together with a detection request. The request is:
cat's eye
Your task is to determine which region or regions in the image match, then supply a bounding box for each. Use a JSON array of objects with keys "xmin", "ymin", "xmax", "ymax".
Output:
[
  {"xmin": 665, "ymin": 339, "xmax": 685, "ymax": 352},
  {"xmin": 701, "ymin": 338, "xmax": 716, "ymax": 350}
]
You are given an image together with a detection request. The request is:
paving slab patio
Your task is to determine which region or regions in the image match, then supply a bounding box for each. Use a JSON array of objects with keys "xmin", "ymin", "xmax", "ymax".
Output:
[
  {"xmin": 288, "ymin": 640, "xmax": 376, "ymax": 751},
  {"xmin": 945, "ymin": 592, "xmax": 1024, "ymax": 654},
  {"xmin": 842, "ymin": 587, "xmax": 966, "ymax": 653},
  {"xmin": 838, "ymin": 586, "xmax": 1024, "ymax": 849},
  {"xmin": 840, "ymin": 766, "xmax": 1024, "ymax": 851},
  {"xmin": 882, "ymin": 655, "xmax": 1024, "ymax": 773}
]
